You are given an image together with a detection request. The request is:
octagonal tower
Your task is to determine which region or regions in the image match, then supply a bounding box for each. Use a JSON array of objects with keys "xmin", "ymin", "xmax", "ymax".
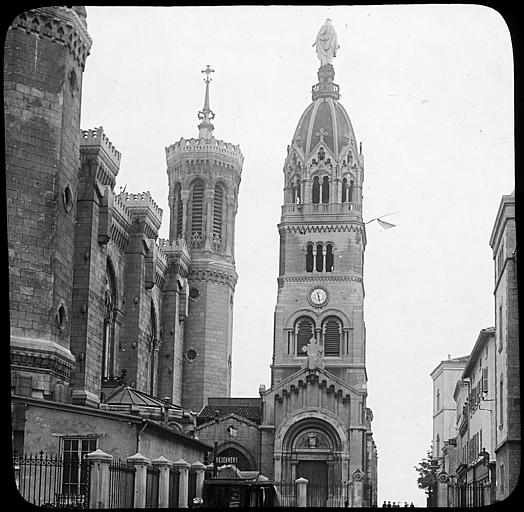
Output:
[{"xmin": 165, "ymin": 67, "xmax": 243, "ymax": 411}]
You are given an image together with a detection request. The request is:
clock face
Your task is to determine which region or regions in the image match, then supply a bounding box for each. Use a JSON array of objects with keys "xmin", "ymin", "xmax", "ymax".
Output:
[{"xmin": 310, "ymin": 288, "xmax": 328, "ymax": 306}]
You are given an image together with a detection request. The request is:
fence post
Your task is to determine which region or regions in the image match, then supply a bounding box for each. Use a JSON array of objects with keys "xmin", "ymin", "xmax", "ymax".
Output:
[
  {"xmin": 173, "ymin": 459, "xmax": 190, "ymax": 508},
  {"xmin": 351, "ymin": 469, "xmax": 364, "ymax": 508},
  {"xmin": 86, "ymin": 449, "xmax": 113, "ymax": 509},
  {"xmin": 191, "ymin": 461, "xmax": 206, "ymax": 500},
  {"xmin": 152, "ymin": 456, "xmax": 172, "ymax": 508},
  {"xmin": 127, "ymin": 452, "xmax": 150, "ymax": 509},
  {"xmin": 295, "ymin": 477, "xmax": 308, "ymax": 507}
]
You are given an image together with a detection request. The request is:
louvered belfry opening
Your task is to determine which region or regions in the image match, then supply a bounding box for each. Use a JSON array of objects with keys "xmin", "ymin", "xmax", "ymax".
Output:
[
  {"xmin": 321, "ymin": 176, "xmax": 330, "ymax": 203},
  {"xmin": 325, "ymin": 243, "xmax": 334, "ymax": 272},
  {"xmin": 296, "ymin": 317, "xmax": 314, "ymax": 357},
  {"xmin": 306, "ymin": 243, "xmax": 314, "ymax": 272},
  {"xmin": 342, "ymin": 177, "xmax": 348, "ymax": 203},
  {"xmin": 323, "ymin": 317, "xmax": 341, "ymax": 356},
  {"xmin": 190, "ymin": 181, "xmax": 204, "ymax": 236},
  {"xmin": 312, "ymin": 176, "xmax": 320, "ymax": 204},
  {"xmin": 316, "ymin": 243, "xmax": 324, "ymax": 272},
  {"xmin": 213, "ymin": 184, "xmax": 224, "ymax": 238},
  {"xmin": 175, "ymin": 185, "xmax": 183, "ymax": 239}
]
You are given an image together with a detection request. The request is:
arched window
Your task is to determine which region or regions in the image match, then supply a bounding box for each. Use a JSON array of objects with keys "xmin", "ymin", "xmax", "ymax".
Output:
[
  {"xmin": 305, "ymin": 243, "xmax": 314, "ymax": 272},
  {"xmin": 312, "ymin": 176, "xmax": 320, "ymax": 204},
  {"xmin": 190, "ymin": 180, "xmax": 204, "ymax": 248},
  {"xmin": 175, "ymin": 184, "xmax": 183, "ymax": 239},
  {"xmin": 315, "ymin": 243, "xmax": 324, "ymax": 272},
  {"xmin": 341, "ymin": 178, "xmax": 348, "ymax": 203},
  {"xmin": 148, "ymin": 301, "xmax": 158, "ymax": 396},
  {"xmin": 295, "ymin": 317, "xmax": 315, "ymax": 357},
  {"xmin": 348, "ymin": 180, "xmax": 355, "ymax": 203},
  {"xmin": 213, "ymin": 183, "xmax": 224, "ymax": 248},
  {"xmin": 294, "ymin": 177, "xmax": 301, "ymax": 203},
  {"xmin": 102, "ymin": 260, "xmax": 117, "ymax": 382},
  {"xmin": 323, "ymin": 317, "xmax": 341, "ymax": 356},
  {"xmin": 322, "ymin": 176, "xmax": 330, "ymax": 203},
  {"xmin": 436, "ymin": 389, "xmax": 440, "ymax": 411},
  {"xmin": 436, "ymin": 435, "xmax": 440, "ymax": 457},
  {"xmin": 325, "ymin": 244, "xmax": 334, "ymax": 272}
]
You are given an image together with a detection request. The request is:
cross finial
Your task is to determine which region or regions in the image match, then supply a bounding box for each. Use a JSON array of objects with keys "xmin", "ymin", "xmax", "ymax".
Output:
[{"xmin": 202, "ymin": 64, "xmax": 214, "ymax": 84}]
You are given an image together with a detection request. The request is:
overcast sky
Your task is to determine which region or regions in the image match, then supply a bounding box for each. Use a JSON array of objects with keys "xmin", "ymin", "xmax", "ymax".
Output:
[{"xmin": 79, "ymin": 5, "xmax": 514, "ymax": 505}]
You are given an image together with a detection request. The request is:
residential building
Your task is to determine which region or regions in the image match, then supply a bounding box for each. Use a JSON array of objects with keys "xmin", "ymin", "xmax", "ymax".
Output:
[{"xmin": 489, "ymin": 192, "xmax": 519, "ymax": 501}]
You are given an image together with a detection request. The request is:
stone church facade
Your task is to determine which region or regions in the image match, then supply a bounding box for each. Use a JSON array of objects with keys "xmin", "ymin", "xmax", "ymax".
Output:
[
  {"xmin": 8, "ymin": 7, "xmax": 377, "ymax": 505},
  {"xmin": 7, "ymin": 6, "xmax": 240, "ymax": 462}
]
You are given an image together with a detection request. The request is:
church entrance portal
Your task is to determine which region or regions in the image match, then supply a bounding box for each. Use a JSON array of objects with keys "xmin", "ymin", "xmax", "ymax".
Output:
[{"xmin": 297, "ymin": 460, "xmax": 328, "ymax": 506}]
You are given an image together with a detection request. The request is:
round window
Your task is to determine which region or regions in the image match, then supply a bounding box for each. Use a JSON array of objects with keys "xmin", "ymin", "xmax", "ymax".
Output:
[
  {"xmin": 56, "ymin": 304, "xmax": 68, "ymax": 332},
  {"xmin": 62, "ymin": 186, "xmax": 73, "ymax": 212},
  {"xmin": 189, "ymin": 288, "xmax": 200, "ymax": 300},
  {"xmin": 186, "ymin": 349, "xmax": 197, "ymax": 361}
]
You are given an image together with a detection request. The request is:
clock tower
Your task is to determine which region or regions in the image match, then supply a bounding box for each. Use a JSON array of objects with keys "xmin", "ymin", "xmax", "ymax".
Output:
[
  {"xmin": 259, "ymin": 20, "xmax": 377, "ymax": 506},
  {"xmin": 271, "ymin": 59, "xmax": 366, "ymax": 391}
]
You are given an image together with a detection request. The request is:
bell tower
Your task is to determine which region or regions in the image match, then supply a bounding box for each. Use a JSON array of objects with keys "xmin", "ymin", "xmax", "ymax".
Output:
[
  {"xmin": 165, "ymin": 67, "xmax": 243, "ymax": 412},
  {"xmin": 271, "ymin": 58, "xmax": 367, "ymax": 391}
]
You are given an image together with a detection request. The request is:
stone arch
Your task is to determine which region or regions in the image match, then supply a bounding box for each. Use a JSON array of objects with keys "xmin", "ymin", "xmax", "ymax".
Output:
[
  {"xmin": 274, "ymin": 409, "xmax": 348, "ymax": 452},
  {"xmin": 285, "ymin": 309, "xmax": 320, "ymax": 329},
  {"xmin": 216, "ymin": 440, "xmax": 257, "ymax": 471},
  {"xmin": 318, "ymin": 308, "xmax": 351, "ymax": 327}
]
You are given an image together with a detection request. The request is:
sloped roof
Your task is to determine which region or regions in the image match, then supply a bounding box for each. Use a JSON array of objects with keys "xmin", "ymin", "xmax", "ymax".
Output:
[
  {"xmin": 198, "ymin": 405, "xmax": 262, "ymax": 424},
  {"xmin": 104, "ymin": 385, "xmax": 181, "ymax": 409}
]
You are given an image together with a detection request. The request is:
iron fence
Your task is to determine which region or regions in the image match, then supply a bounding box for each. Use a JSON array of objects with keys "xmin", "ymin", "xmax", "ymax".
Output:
[
  {"xmin": 275, "ymin": 482, "xmax": 296, "ymax": 507},
  {"xmin": 306, "ymin": 482, "xmax": 348, "ymax": 507},
  {"xmin": 108, "ymin": 459, "xmax": 135, "ymax": 509},
  {"xmin": 145, "ymin": 464, "xmax": 159, "ymax": 508},
  {"xmin": 188, "ymin": 469, "xmax": 197, "ymax": 507},
  {"xmin": 13, "ymin": 451, "xmax": 90, "ymax": 508},
  {"xmin": 168, "ymin": 467, "xmax": 180, "ymax": 507}
]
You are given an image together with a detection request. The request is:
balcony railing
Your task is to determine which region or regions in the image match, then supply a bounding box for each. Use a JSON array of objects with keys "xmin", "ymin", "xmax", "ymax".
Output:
[{"xmin": 282, "ymin": 202, "xmax": 361, "ymax": 216}]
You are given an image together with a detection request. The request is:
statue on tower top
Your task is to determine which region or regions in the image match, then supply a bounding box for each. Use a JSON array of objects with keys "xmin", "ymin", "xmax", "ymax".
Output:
[{"xmin": 313, "ymin": 18, "xmax": 340, "ymax": 66}]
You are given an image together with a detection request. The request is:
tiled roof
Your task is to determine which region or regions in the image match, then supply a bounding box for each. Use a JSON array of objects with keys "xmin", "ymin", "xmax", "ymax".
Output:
[
  {"xmin": 198, "ymin": 405, "xmax": 262, "ymax": 423},
  {"xmin": 104, "ymin": 386, "xmax": 181, "ymax": 409}
]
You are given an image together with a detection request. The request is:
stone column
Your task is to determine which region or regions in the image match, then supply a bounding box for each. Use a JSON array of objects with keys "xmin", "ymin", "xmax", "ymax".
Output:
[
  {"xmin": 437, "ymin": 479, "xmax": 448, "ymax": 507},
  {"xmin": 225, "ymin": 194, "xmax": 236, "ymax": 256},
  {"xmin": 273, "ymin": 453, "xmax": 282, "ymax": 483},
  {"xmin": 181, "ymin": 190, "xmax": 189, "ymax": 240},
  {"xmin": 295, "ymin": 477, "xmax": 308, "ymax": 507},
  {"xmin": 86, "ymin": 449, "xmax": 113, "ymax": 509},
  {"xmin": 127, "ymin": 452, "xmax": 150, "ymax": 509},
  {"xmin": 302, "ymin": 178, "xmax": 311, "ymax": 204},
  {"xmin": 191, "ymin": 461, "xmax": 207, "ymax": 499},
  {"xmin": 173, "ymin": 458, "xmax": 190, "ymax": 508},
  {"xmin": 351, "ymin": 469, "xmax": 364, "ymax": 508},
  {"xmin": 152, "ymin": 456, "xmax": 172, "ymax": 508},
  {"xmin": 290, "ymin": 460, "xmax": 297, "ymax": 482}
]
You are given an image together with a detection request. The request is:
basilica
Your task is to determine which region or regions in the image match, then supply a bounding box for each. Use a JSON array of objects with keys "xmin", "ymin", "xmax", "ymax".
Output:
[{"xmin": 8, "ymin": 7, "xmax": 377, "ymax": 507}]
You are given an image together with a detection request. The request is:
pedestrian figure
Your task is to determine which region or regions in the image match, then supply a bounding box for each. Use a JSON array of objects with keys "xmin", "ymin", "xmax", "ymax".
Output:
[
  {"xmin": 387, "ymin": 501, "xmax": 392, "ymax": 508},
  {"xmin": 382, "ymin": 501, "xmax": 387, "ymax": 508},
  {"xmin": 410, "ymin": 502, "xmax": 415, "ymax": 508}
]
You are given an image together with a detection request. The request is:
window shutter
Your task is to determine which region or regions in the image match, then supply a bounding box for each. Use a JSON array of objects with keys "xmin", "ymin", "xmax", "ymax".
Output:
[
  {"xmin": 482, "ymin": 368, "xmax": 488, "ymax": 393},
  {"xmin": 324, "ymin": 318, "xmax": 341, "ymax": 356},
  {"xmin": 191, "ymin": 182, "xmax": 204, "ymax": 234}
]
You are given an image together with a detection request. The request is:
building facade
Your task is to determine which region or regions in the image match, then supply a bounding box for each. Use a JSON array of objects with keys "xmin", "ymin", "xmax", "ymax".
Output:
[
  {"xmin": 428, "ymin": 192, "xmax": 518, "ymax": 507},
  {"xmin": 7, "ymin": 5, "xmax": 240, "ymax": 478},
  {"xmin": 430, "ymin": 355, "xmax": 469, "ymax": 461},
  {"xmin": 489, "ymin": 192, "xmax": 519, "ymax": 502}
]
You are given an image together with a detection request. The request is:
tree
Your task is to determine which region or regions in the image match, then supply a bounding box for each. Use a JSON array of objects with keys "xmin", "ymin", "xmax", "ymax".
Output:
[{"xmin": 414, "ymin": 447, "xmax": 440, "ymax": 506}]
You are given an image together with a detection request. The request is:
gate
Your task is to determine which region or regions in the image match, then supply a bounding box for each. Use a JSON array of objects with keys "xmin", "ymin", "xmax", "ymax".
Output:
[
  {"xmin": 108, "ymin": 459, "xmax": 134, "ymax": 509},
  {"xmin": 13, "ymin": 451, "xmax": 90, "ymax": 508},
  {"xmin": 145, "ymin": 465, "xmax": 160, "ymax": 508}
]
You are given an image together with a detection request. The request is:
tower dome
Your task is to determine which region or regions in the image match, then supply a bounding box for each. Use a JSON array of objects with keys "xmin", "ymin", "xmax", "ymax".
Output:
[{"xmin": 291, "ymin": 64, "xmax": 358, "ymax": 165}]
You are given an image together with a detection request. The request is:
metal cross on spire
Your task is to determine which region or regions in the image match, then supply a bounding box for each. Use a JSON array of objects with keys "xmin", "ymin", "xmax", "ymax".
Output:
[
  {"xmin": 201, "ymin": 64, "xmax": 214, "ymax": 84},
  {"xmin": 198, "ymin": 65, "xmax": 215, "ymax": 138}
]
